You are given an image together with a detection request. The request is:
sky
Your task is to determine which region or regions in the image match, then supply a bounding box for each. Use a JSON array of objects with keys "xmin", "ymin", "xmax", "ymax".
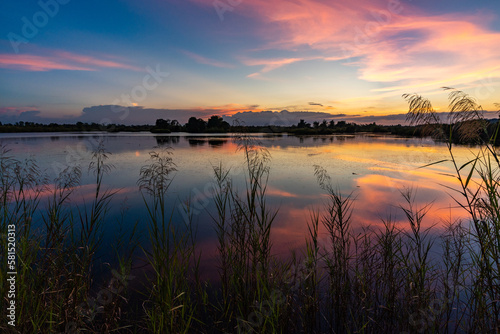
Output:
[{"xmin": 0, "ymin": 0, "xmax": 499, "ymax": 125}]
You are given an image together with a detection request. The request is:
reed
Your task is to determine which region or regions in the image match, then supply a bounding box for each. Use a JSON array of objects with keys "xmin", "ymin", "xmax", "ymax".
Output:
[
  {"xmin": 0, "ymin": 142, "xmax": 137, "ymax": 333},
  {"xmin": 403, "ymin": 88, "xmax": 500, "ymax": 332},
  {"xmin": 138, "ymin": 147, "xmax": 198, "ymax": 333}
]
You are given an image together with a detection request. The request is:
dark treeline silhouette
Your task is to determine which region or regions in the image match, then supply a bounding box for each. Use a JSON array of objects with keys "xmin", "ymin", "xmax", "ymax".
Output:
[
  {"xmin": 2, "ymin": 116, "xmax": 498, "ymax": 142},
  {"xmin": 152, "ymin": 115, "xmax": 231, "ymax": 133},
  {"xmin": 0, "ymin": 121, "xmax": 152, "ymax": 133}
]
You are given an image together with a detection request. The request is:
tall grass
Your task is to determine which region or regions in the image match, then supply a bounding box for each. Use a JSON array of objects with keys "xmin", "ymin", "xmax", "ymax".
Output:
[
  {"xmin": 138, "ymin": 147, "xmax": 198, "ymax": 333},
  {"xmin": 0, "ymin": 142, "xmax": 135, "ymax": 333},
  {"xmin": 210, "ymin": 134, "xmax": 281, "ymax": 333},
  {"xmin": 404, "ymin": 88, "xmax": 500, "ymax": 332}
]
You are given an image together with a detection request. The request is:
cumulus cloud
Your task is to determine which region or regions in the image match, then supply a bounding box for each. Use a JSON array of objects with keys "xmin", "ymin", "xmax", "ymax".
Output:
[
  {"xmin": 0, "ymin": 108, "xmax": 43, "ymax": 123},
  {"xmin": 225, "ymin": 110, "xmax": 347, "ymax": 126},
  {"xmin": 78, "ymin": 105, "xmax": 217, "ymax": 125},
  {"xmin": 2, "ymin": 104, "xmax": 497, "ymax": 127}
]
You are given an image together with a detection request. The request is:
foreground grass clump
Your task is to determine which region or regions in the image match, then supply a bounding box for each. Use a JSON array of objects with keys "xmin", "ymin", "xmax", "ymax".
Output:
[
  {"xmin": 0, "ymin": 142, "xmax": 136, "ymax": 333},
  {"xmin": 138, "ymin": 148, "xmax": 199, "ymax": 333},
  {"xmin": 1, "ymin": 89, "xmax": 500, "ymax": 333}
]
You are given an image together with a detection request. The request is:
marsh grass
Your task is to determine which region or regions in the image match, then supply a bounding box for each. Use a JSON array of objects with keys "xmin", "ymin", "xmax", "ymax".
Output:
[
  {"xmin": 138, "ymin": 147, "xmax": 199, "ymax": 333},
  {"xmin": 209, "ymin": 134, "xmax": 281, "ymax": 333},
  {"xmin": 402, "ymin": 88, "xmax": 500, "ymax": 332},
  {"xmin": 2, "ymin": 89, "xmax": 500, "ymax": 333},
  {"xmin": 0, "ymin": 142, "xmax": 136, "ymax": 333}
]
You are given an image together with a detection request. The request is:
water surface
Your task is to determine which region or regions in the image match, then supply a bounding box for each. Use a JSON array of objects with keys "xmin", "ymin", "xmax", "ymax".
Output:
[{"xmin": 1, "ymin": 132, "xmax": 476, "ymax": 276}]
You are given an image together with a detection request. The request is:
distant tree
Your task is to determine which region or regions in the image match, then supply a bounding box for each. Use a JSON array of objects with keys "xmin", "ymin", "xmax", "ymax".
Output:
[
  {"xmin": 170, "ymin": 120, "xmax": 181, "ymax": 131},
  {"xmin": 328, "ymin": 120, "xmax": 335, "ymax": 128},
  {"xmin": 337, "ymin": 121, "xmax": 346, "ymax": 127},
  {"xmin": 155, "ymin": 118, "xmax": 171, "ymax": 128},
  {"xmin": 313, "ymin": 121, "xmax": 320, "ymax": 129},
  {"xmin": 207, "ymin": 115, "xmax": 230, "ymax": 131},
  {"xmin": 297, "ymin": 119, "xmax": 311, "ymax": 128},
  {"xmin": 186, "ymin": 117, "xmax": 207, "ymax": 133},
  {"xmin": 320, "ymin": 120, "xmax": 328, "ymax": 128}
]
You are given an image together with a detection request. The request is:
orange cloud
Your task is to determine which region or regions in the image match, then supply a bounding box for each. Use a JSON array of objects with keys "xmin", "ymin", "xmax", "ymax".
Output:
[
  {"xmin": 0, "ymin": 51, "xmax": 140, "ymax": 72},
  {"xmin": 190, "ymin": 103, "xmax": 264, "ymax": 116},
  {"xmin": 266, "ymin": 186, "xmax": 299, "ymax": 198},
  {"xmin": 358, "ymin": 15, "xmax": 500, "ymax": 88}
]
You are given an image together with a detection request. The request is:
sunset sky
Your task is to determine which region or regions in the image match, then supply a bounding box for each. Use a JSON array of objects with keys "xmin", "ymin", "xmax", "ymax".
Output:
[{"xmin": 0, "ymin": 0, "xmax": 499, "ymax": 125}]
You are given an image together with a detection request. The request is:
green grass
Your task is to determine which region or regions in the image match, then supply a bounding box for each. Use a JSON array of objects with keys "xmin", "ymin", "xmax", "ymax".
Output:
[{"xmin": 1, "ymin": 89, "xmax": 500, "ymax": 333}]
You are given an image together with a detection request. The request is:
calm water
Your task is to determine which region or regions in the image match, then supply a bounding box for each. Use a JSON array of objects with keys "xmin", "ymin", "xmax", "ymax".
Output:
[{"xmin": 0, "ymin": 132, "xmax": 477, "ymax": 276}]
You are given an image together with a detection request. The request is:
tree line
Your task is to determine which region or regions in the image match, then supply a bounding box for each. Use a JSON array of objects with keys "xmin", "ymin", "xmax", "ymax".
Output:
[{"xmin": 3, "ymin": 115, "xmax": 495, "ymax": 144}]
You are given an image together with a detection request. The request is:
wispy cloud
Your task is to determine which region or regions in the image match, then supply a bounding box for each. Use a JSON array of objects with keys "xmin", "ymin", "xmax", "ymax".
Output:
[
  {"xmin": 182, "ymin": 50, "xmax": 235, "ymax": 68},
  {"xmin": 0, "ymin": 50, "xmax": 140, "ymax": 72},
  {"xmin": 53, "ymin": 51, "xmax": 141, "ymax": 71},
  {"xmin": 191, "ymin": 0, "xmax": 500, "ymax": 94},
  {"xmin": 241, "ymin": 56, "xmax": 307, "ymax": 78},
  {"xmin": 0, "ymin": 54, "xmax": 93, "ymax": 71}
]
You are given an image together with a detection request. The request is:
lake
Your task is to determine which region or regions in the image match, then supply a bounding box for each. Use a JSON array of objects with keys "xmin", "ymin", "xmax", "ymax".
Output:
[{"xmin": 0, "ymin": 132, "xmax": 474, "ymax": 274}]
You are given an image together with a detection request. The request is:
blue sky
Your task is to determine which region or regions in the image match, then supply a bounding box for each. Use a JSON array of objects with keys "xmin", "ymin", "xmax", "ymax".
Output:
[{"xmin": 0, "ymin": 0, "xmax": 499, "ymax": 125}]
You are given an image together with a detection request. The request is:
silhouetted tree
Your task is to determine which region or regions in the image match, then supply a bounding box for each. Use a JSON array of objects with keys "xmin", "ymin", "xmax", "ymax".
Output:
[
  {"xmin": 207, "ymin": 115, "xmax": 230, "ymax": 131},
  {"xmin": 297, "ymin": 119, "xmax": 311, "ymax": 128},
  {"xmin": 186, "ymin": 117, "xmax": 207, "ymax": 133},
  {"xmin": 170, "ymin": 120, "xmax": 181, "ymax": 131}
]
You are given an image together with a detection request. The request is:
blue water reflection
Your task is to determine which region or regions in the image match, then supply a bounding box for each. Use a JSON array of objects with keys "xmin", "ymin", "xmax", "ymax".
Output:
[{"xmin": 1, "ymin": 132, "xmax": 474, "ymax": 277}]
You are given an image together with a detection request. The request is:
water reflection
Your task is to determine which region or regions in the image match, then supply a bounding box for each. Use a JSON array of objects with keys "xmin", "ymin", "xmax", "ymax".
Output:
[
  {"xmin": 155, "ymin": 136, "xmax": 180, "ymax": 146},
  {"xmin": 0, "ymin": 132, "xmax": 475, "ymax": 269},
  {"xmin": 188, "ymin": 138, "xmax": 206, "ymax": 146},
  {"xmin": 208, "ymin": 139, "xmax": 226, "ymax": 148}
]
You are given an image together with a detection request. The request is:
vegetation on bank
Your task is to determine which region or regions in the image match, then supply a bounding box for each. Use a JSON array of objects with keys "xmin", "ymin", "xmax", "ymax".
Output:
[
  {"xmin": 0, "ymin": 114, "xmax": 448, "ymax": 138},
  {"xmin": 0, "ymin": 89, "xmax": 499, "ymax": 333},
  {"xmin": 2, "ymin": 113, "xmax": 499, "ymax": 144}
]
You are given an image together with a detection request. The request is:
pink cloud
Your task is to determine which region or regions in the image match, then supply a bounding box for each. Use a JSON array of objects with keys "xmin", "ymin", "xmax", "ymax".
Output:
[
  {"xmin": 0, "ymin": 54, "xmax": 93, "ymax": 71},
  {"xmin": 357, "ymin": 15, "xmax": 500, "ymax": 87},
  {"xmin": 241, "ymin": 54, "xmax": 350, "ymax": 78},
  {"xmin": 53, "ymin": 51, "xmax": 142, "ymax": 71},
  {"xmin": 193, "ymin": 0, "xmax": 500, "ymax": 91},
  {"xmin": 241, "ymin": 56, "xmax": 305, "ymax": 77},
  {"xmin": 0, "ymin": 50, "xmax": 140, "ymax": 72}
]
